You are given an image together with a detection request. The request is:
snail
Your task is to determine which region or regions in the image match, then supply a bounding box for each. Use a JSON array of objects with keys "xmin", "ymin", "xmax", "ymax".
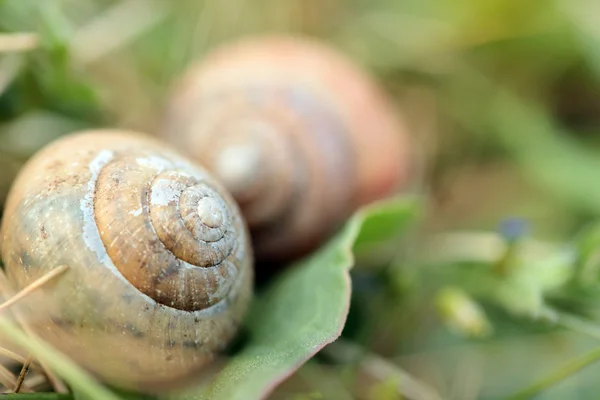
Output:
[
  {"xmin": 0, "ymin": 130, "xmax": 254, "ymax": 392},
  {"xmin": 161, "ymin": 35, "xmax": 414, "ymax": 263}
]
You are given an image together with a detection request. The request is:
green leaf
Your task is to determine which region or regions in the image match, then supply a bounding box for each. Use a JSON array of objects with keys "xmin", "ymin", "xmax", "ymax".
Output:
[
  {"xmin": 174, "ymin": 197, "xmax": 420, "ymax": 400},
  {"xmin": 13, "ymin": 2, "xmax": 103, "ymax": 122},
  {"xmin": 493, "ymin": 273, "xmax": 544, "ymax": 317},
  {"xmin": 571, "ymin": 222, "xmax": 600, "ymax": 286},
  {"xmin": 353, "ymin": 196, "xmax": 421, "ymax": 251}
]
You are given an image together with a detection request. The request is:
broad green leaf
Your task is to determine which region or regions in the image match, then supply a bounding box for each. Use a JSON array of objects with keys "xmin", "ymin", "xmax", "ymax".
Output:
[
  {"xmin": 353, "ymin": 196, "xmax": 421, "ymax": 251},
  {"xmin": 174, "ymin": 197, "xmax": 420, "ymax": 400}
]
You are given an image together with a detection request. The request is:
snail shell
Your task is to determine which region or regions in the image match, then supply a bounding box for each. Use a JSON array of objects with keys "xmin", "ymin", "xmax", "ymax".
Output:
[
  {"xmin": 162, "ymin": 35, "xmax": 413, "ymax": 262},
  {"xmin": 0, "ymin": 130, "xmax": 253, "ymax": 392}
]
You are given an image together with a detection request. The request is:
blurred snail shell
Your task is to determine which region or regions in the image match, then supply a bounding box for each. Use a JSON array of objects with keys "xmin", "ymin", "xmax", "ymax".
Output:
[
  {"xmin": 162, "ymin": 35, "xmax": 413, "ymax": 263},
  {"xmin": 0, "ymin": 130, "xmax": 253, "ymax": 392}
]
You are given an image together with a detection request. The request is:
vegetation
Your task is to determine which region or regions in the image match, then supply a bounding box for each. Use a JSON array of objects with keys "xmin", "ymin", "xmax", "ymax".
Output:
[{"xmin": 3, "ymin": 0, "xmax": 600, "ymax": 399}]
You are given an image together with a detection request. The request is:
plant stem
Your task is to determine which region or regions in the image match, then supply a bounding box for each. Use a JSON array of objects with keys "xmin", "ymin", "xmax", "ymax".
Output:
[
  {"xmin": 0, "ymin": 317, "xmax": 121, "ymax": 400},
  {"xmin": 323, "ymin": 339, "xmax": 445, "ymax": 400},
  {"xmin": 539, "ymin": 307, "xmax": 600, "ymax": 340},
  {"xmin": 502, "ymin": 346, "xmax": 600, "ymax": 400},
  {"xmin": 14, "ymin": 356, "xmax": 32, "ymax": 392},
  {"xmin": 0, "ymin": 267, "xmax": 68, "ymax": 393},
  {"xmin": 0, "ymin": 265, "xmax": 68, "ymax": 313}
]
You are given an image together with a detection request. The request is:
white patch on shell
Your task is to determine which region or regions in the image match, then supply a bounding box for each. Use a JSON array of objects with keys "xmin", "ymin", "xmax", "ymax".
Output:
[
  {"xmin": 136, "ymin": 155, "xmax": 174, "ymax": 172},
  {"xmin": 81, "ymin": 150, "xmax": 233, "ymax": 317},
  {"xmin": 150, "ymin": 178, "xmax": 186, "ymax": 206},
  {"xmin": 81, "ymin": 150, "xmax": 114, "ymax": 265},
  {"xmin": 128, "ymin": 208, "xmax": 142, "ymax": 216}
]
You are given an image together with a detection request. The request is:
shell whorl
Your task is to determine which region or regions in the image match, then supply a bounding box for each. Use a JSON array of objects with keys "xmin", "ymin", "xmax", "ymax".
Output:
[
  {"xmin": 0, "ymin": 130, "xmax": 253, "ymax": 391},
  {"xmin": 84, "ymin": 147, "xmax": 241, "ymax": 311},
  {"xmin": 163, "ymin": 35, "xmax": 412, "ymax": 261},
  {"xmin": 169, "ymin": 82, "xmax": 357, "ymax": 259}
]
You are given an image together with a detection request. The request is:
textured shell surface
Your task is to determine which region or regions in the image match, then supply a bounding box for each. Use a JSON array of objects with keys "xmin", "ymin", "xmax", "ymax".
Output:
[
  {"xmin": 163, "ymin": 35, "xmax": 413, "ymax": 262},
  {"xmin": 0, "ymin": 130, "xmax": 253, "ymax": 392}
]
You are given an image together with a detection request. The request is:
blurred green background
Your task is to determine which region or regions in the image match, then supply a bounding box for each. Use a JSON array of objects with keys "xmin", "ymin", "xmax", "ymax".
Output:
[{"xmin": 4, "ymin": 0, "xmax": 600, "ymax": 399}]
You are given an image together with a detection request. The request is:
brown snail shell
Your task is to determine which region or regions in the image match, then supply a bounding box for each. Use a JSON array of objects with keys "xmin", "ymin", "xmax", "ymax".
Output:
[
  {"xmin": 0, "ymin": 130, "xmax": 253, "ymax": 392},
  {"xmin": 162, "ymin": 35, "xmax": 413, "ymax": 263}
]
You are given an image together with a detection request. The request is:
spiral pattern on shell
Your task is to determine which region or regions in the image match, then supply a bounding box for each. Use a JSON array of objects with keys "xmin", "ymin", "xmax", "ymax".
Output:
[
  {"xmin": 163, "ymin": 35, "xmax": 413, "ymax": 262},
  {"xmin": 166, "ymin": 83, "xmax": 357, "ymax": 262},
  {"xmin": 88, "ymin": 147, "xmax": 240, "ymax": 311},
  {"xmin": 0, "ymin": 130, "xmax": 253, "ymax": 391}
]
